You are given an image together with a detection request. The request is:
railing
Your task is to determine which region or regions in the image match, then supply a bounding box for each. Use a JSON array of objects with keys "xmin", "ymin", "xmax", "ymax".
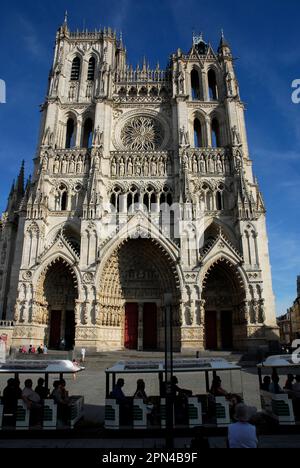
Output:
[
  {"xmin": 69, "ymin": 28, "xmax": 117, "ymax": 41},
  {"xmin": 0, "ymin": 321, "xmax": 14, "ymax": 328},
  {"xmin": 115, "ymin": 68, "xmax": 172, "ymax": 85}
]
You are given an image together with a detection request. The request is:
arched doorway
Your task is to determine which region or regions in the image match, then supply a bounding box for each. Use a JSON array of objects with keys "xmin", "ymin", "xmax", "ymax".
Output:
[
  {"xmin": 42, "ymin": 258, "xmax": 78, "ymax": 350},
  {"xmin": 99, "ymin": 238, "xmax": 181, "ymax": 351},
  {"xmin": 202, "ymin": 259, "xmax": 246, "ymax": 350}
]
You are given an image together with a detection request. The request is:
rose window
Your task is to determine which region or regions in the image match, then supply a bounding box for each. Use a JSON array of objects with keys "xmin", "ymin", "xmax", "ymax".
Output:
[{"xmin": 121, "ymin": 116, "xmax": 164, "ymax": 151}]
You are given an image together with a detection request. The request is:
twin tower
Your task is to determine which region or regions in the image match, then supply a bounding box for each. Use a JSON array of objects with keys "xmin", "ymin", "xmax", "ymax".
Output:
[{"xmin": 0, "ymin": 19, "xmax": 278, "ymax": 352}]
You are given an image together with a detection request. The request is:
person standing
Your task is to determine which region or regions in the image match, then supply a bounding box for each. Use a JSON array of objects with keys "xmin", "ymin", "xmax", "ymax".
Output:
[
  {"xmin": 228, "ymin": 404, "xmax": 258, "ymax": 449},
  {"xmin": 80, "ymin": 348, "xmax": 86, "ymax": 363}
]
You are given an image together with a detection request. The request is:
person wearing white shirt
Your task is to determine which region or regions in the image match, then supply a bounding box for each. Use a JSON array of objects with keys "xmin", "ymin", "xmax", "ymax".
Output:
[{"xmin": 228, "ymin": 404, "xmax": 258, "ymax": 449}]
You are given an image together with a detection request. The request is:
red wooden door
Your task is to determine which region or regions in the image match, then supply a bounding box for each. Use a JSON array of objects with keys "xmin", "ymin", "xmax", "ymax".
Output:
[
  {"xmin": 49, "ymin": 310, "xmax": 61, "ymax": 349},
  {"xmin": 221, "ymin": 311, "xmax": 233, "ymax": 349},
  {"xmin": 124, "ymin": 303, "xmax": 138, "ymax": 349},
  {"xmin": 205, "ymin": 311, "xmax": 217, "ymax": 350},
  {"xmin": 143, "ymin": 303, "xmax": 157, "ymax": 350}
]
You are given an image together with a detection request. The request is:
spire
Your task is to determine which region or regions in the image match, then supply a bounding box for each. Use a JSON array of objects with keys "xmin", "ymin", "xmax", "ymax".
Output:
[
  {"xmin": 16, "ymin": 160, "xmax": 25, "ymax": 197},
  {"xmin": 61, "ymin": 10, "xmax": 69, "ymax": 34},
  {"xmin": 143, "ymin": 56, "xmax": 147, "ymax": 71},
  {"xmin": 119, "ymin": 31, "xmax": 124, "ymax": 48},
  {"xmin": 218, "ymin": 29, "xmax": 231, "ymax": 54}
]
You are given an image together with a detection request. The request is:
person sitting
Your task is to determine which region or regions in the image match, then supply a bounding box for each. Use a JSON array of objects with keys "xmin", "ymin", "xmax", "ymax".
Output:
[
  {"xmin": 35, "ymin": 378, "xmax": 49, "ymax": 400},
  {"xmin": 52, "ymin": 379, "xmax": 70, "ymax": 424},
  {"xmin": 37, "ymin": 344, "xmax": 44, "ymax": 355},
  {"xmin": 50, "ymin": 381, "xmax": 60, "ymax": 399},
  {"xmin": 28, "ymin": 345, "xmax": 33, "ymax": 354},
  {"xmin": 269, "ymin": 374, "xmax": 283, "ymax": 394},
  {"xmin": 210, "ymin": 376, "xmax": 229, "ymax": 398},
  {"xmin": 133, "ymin": 379, "xmax": 148, "ymax": 402},
  {"xmin": 111, "ymin": 378, "xmax": 126, "ymax": 403},
  {"xmin": 228, "ymin": 404, "xmax": 258, "ymax": 449},
  {"xmin": 284, "ymin": 374, "xmax": 295, "ymax": 391},
  {"xmin": 111, "ymin": 378, "xmax": 132, "ymax": 425},
  {"xmin": 2, "ymin": 378, "xmax": 22, "ymax": 425},
  {"xmin": 169, "ymin": 376, "xmax": 192, "ymax": 425},
  {"xmin": 292, "ymin": 375, "xmax": 300, "ymax": 397},
  {"xmin": 171, "ymin": 376, "xmax": 192, "ymax": 398},
  {"xmin": 22, "ymin": 379, "xmax": 42, "ymax": 426},
  {"xmin": 133, "ymin": 379, "xmax": 155, "ymax": 422},
  {"xmin": 261, "ymin": 376, "xmax": 271, "ymax": 392}
]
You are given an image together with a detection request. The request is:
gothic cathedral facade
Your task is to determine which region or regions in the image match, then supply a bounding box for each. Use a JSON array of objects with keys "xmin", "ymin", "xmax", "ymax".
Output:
[{"xmin": 0, "ymin": 20, "xmax": 279, "ymax": 352}]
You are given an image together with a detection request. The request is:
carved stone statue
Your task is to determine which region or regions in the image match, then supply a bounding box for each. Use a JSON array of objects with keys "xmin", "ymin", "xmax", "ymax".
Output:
[
  {"xmin": 158, "ymin": 158, "xmax": 165, "ymax": 176},
  {"xmin": 53, "ymin": 63, "xmax": 62, "ymax": 92},
  {"xmin": 42, "ymin": 127, "xmax": 54, "ymax": 146},
  {"xmin": 179, "ymin": 126, "xmax": 189, "ymax": 147},
  {"xmin": 128, "ymin": 158, "xmax": 133, "ymax": 176},
  {"xmin": 251, "ymin": 300, "xmax": 259, "ymax": 324},
  {"xmin": 42, "ymin": 154, "xmax": 48, "ymax": 171},
  {"xmin": 119, "ymin": 158, "xmax": 125, "ymax": 176},
  {"xmin": 93, "ymin": 126, "xmax": 104, "ymax": 147},
  {"xmin": 94, "ymin": 153, "xmax": 100, "ymax": 170},
  {"xmin": 258, "ymin": 299, "xmax": 266, "ymax": 324},
  {"xmin": 135, "ymin": 159, "xmax": 142, "ymax": 176},
  {"xmin": 144, "ymin": 160, "xmax": 149, "ymax": 176},
  {"xmin": 226, "ymin": 71, "xmax": 235, "ymax": 96},
  {"xmin": 232, "ymin": 125, "xmax": 241, "ymax": 146},
  {"xmin": 111, "ymin": 159, "xmax": 117, "ymax": 176},
  {"xmin": 177, "ymin": 70, "xmax": 185, "ymax": 94},
  {"xmin": 185, "ymin": 305, "xmax": 193, "ymax": 326},
  {"xmin": 61, "ymin": 157, "xmax": 67, "ymax": 173},
  {"xmin": 69, "ymin": 157, "xmax": 75, "ymax": 173},
  {"xmin": 151, "ymin": 159, "xmax": 157, "ymax": 176},
  {"xmin": 216, "ymin": 155, "xmax": 223, "ymax": 173},
  {"xmin": 200, "ymin": 155, "xmax": 206, "ymax": 173},
  {"xmin": 192, "ymin": 158, "xmax": 198, "ymax": 174}
]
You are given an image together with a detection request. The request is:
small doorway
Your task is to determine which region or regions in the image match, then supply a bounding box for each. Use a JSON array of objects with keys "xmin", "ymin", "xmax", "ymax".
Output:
[
  {"xmin": 124, "ymin": 303, "xmax": 138, "ymax": 350},
  {"xmin": 221, "ymin": 311, "xmax": 233, "ymax": 350},
  {"xmin": 49, "ymin": 310, "xmax": 61, "ymax": 349},
  {"xmin": 143, "ymin": 303, "xmax": 157, "ymax": 350},
  {"xmin": 65, "ymin": 311, "xmax": 76, "ymax": 350},
  {"xmin": 205, "ymin": 311, "xmax": 217, "ymax": 350}
]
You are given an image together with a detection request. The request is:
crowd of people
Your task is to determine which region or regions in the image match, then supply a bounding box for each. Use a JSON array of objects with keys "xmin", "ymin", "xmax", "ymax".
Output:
[
  {"xmin": 18, "ymin": 344, "xmax": 48, "ymax": 355},
  {"xmin": 110, "ymin": 374, "xmax": 255, "ymax": 429},
  {"xmin": 261, "ymin": 372, "xmax": 300, "ymax": 419},
  {"xmin": 1, "ymin": 376, "xmax": 71, "ymax": 427}
]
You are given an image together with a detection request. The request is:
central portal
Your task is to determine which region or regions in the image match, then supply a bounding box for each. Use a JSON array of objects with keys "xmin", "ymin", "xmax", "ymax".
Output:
[{"xmin": 100, "ymin": 238, "xmax": 180, "ymax": 351}]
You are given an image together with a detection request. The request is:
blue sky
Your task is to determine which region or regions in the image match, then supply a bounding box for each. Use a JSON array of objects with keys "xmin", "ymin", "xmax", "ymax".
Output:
[{"xmin": 0, "ymin": 0, "xmax": 299, "ymax": 315}]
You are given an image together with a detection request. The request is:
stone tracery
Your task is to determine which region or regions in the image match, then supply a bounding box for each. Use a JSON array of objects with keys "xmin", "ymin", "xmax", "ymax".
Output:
[{"xmin": 121, "ymin": 116, "xmax": 164, "ymax": 151}]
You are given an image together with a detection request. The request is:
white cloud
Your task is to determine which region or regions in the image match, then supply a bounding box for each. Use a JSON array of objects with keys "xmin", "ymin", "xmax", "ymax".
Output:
[{"xmin": 18, "ymin": 15, "xmax": 47, "ymax": 60}]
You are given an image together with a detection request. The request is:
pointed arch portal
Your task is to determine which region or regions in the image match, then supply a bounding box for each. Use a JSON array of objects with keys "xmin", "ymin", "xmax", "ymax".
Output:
[
  {"xmin": 38, "ymin": 258, "xmax": 78, "ymax": 350},
  {"xmin": 99, "ymin": 238, "xmax": 181, "ymax": 351},
  {"xmin": 202, "ymin": 258, "xmax": 246, "ymax": 350}
]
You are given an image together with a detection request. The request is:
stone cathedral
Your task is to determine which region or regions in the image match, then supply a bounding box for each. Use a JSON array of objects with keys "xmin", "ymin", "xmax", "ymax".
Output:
[{"xmin": 0, "ymin": 18, "xmax": 279, "ymax": 352}]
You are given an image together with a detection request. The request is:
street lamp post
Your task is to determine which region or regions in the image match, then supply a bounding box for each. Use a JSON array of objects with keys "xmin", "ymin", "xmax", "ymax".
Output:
[{"xmin": 164, "ymin": 293, "xmax": 174, "ymax": 449}]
